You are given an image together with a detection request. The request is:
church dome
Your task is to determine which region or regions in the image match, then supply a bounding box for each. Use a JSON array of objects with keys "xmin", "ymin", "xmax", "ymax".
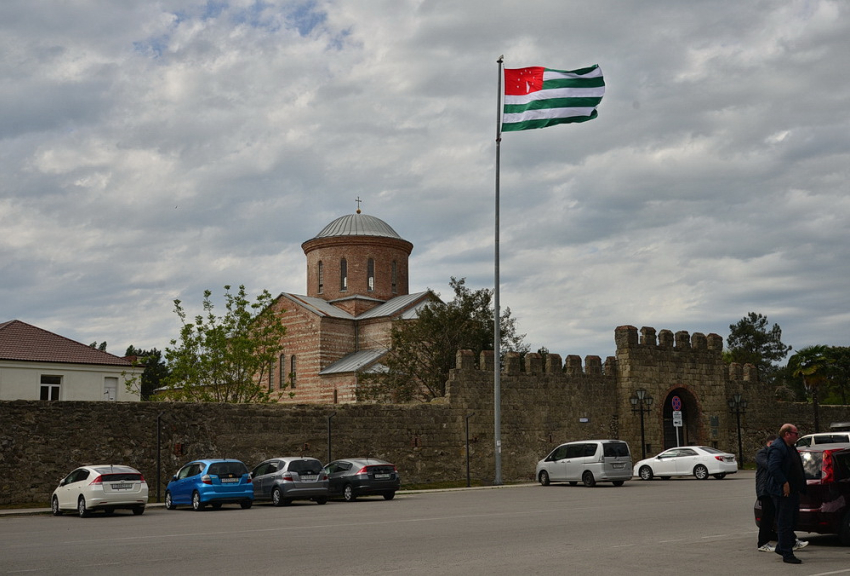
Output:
[{"xmin": 312, "ymin": 213, "xmax": 404, "ymax": 241}]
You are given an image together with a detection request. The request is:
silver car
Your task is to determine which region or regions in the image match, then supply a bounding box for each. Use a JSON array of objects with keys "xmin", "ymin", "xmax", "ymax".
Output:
[
  {"xmin": 251, "ymin": 457, "xmax": 329, "ymax": 506},
  {"xmin": 536, "ymin": 440, "xmax": 632, "ymax": 487}
]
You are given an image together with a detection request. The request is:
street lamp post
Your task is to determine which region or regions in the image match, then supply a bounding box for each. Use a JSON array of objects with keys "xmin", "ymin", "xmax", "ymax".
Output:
[
  {"xmin": 630, "ymin": 389, "xmax": 654, "ymax": 459},
  {"xmin": 728, "ymin": 394, "xmax": 747, "ymax": 469}
]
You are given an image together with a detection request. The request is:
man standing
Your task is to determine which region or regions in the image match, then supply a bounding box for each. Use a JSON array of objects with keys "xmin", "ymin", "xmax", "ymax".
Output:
[
  {"xmin": 767, "ymin": 423, "xmax": 808, "ymax": 564},
  {"xmin": 756, "ymin": 434, "xmax": 777, "ymax": 551}
]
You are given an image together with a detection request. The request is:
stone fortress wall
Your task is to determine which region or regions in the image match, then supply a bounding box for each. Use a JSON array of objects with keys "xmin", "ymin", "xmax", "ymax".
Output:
[{"xmin": 3, "ymin": 325, "xmax": 849, "ymax": 506}]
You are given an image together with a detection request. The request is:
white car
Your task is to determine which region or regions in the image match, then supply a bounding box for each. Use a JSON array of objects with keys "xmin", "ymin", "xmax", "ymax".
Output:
[
  {"xmin": 51, "ymin": 465, "xmax": 148, "ymax": 517},
  {"xmin": 633, "ymin": 446, "xmax": 737, "ymax": 481}
]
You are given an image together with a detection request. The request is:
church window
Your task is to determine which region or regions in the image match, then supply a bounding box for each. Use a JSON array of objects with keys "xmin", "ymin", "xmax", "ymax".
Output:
[
  {"xmin": 367, "ymin": 258, "xmax": 375, "ymax": 291},
  {"xmin": 290, "ymin": 355, "xmax": 297, "ymax": 389},
  {"xmin": 317, "ymin": 261, "xmax": 324, "ymax": 294},
  {"xmin": 391, "ymin": 261, "xmax": 398, "ymax": 294},
  {"xmin": 268, "ymin": 363, "xmax": 274, "ymax": 391},
  {"xmin": 279, "ymin": 353, "xmax": 285, "ymax": 389},
  {"xmin": 340, "ymin": 259, "xmax": 347, "ymax": 291}
]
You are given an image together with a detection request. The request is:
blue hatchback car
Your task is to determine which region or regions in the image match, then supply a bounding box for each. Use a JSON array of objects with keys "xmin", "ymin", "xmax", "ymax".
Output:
[{"xmin": 165, "ymin": 459, "xmax": 254, "ymax": 511}]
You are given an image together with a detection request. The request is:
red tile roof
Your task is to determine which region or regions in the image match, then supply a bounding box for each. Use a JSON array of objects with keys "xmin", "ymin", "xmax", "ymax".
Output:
[{"xmin": 0, "ymin": 320, "xmax": 134, "ymax": 367}]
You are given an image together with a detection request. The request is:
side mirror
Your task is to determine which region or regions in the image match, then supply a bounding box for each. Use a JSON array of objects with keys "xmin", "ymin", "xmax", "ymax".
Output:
[{"xmin": 171, "ymin": 475, "xmax": 178, "ymax": 482}]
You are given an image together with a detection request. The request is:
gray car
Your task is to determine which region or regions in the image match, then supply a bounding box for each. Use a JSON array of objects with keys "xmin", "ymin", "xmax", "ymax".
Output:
[
  {"xmin": 250, "ymin": 457, "xmax": 329, "ymax": 506},
  {"xmin": 324, "ymin": 458, "xmax": 401, "ymax": 502}
]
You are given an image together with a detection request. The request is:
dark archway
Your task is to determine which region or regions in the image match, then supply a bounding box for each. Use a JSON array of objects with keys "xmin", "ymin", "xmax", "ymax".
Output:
[{"xmin": 662, "ymin": 388, "xmax": 700, "ymax": 449}]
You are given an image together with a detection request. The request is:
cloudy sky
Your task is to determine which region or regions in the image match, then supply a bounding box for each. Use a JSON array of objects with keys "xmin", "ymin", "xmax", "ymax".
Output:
[{"xmin": 2, "ymin": 0, "xmax": 848, "ymax": 363}]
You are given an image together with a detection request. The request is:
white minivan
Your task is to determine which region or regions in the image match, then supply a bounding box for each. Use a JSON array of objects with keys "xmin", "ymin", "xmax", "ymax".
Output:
[{"xmin": 536, "ymin": 439, "xmax": 632, "ymax": 487}]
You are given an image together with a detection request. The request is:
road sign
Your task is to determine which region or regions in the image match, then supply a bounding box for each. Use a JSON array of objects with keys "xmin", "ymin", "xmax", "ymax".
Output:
[
  {"xmin": 671, "ymin": 396, "xmax": 682, "ymax": 411},
  {"xmin": 673, "ymin": 410, "xmax": 683, "ymax": 427}
]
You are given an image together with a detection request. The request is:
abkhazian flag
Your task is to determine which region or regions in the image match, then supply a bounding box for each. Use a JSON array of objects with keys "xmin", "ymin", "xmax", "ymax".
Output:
[{"xmin": 502, "ymin": 64, "xmax": 605, "ymax": 132}]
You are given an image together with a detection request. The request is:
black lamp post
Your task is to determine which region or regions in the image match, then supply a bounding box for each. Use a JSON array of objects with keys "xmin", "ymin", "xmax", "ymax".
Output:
[
  {"xmin": 728, "ymin": 394, "xmax": 747, "ymax": 469},
  {"xmin": 630, "ymin": 389, "xmax": 654, "ymax": 459}
]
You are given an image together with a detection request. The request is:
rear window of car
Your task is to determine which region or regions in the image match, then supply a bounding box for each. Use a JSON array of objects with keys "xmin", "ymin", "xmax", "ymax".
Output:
[
  {"xmin": 801, "ymin": 451, "xmax": 824, "ymax": 480},
  {"xmin": 101, "ymin": 473, "xmax": 142, "ymax": 482},
  {"xmin": 208, "ymin": 462, "xmax": 248, "ymax": 476},
  {"xmin": 603, "ymin": 442, "xmax": 630, "ymax": 458},
  {"xmin": 288, "ymin": 460, "xmax": 323, "ymax": 474}
]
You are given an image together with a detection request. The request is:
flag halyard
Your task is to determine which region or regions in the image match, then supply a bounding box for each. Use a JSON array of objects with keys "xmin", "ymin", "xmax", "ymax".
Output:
[{"xmin": 502, "ymin": 64, "xmax": 604, "ymax": 132}]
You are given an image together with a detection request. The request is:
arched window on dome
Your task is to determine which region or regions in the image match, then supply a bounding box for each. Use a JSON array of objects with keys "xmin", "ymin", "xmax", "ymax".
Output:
[
  {"xmin": 340, "ymin": 258, "xmax": 347, "ymax": 291},
  {"xmin": 367, "ymin": 258, "xmax": 375, "ymax": 291},
  {"xmin": 391, "ymin": 261, "xmax": 398, "ymax": 294},
  {"xmin": 317, "ymin": 261, "xmax": 324, "ymax": 294}
]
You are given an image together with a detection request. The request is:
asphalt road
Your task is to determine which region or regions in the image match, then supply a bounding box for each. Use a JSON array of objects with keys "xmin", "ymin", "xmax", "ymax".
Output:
[{"xmin": 2, "ymin": 471, "xmax": 849, "ymax": 576}]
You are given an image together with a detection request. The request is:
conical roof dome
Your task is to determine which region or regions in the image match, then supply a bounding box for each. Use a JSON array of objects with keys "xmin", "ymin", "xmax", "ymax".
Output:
[{"xmin": 312, "ymin": 213, "xmax": 404, "ymax": 240}]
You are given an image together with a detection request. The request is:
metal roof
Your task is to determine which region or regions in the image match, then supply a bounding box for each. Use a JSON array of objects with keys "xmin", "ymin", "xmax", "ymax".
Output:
[
  {"xmin": 319, "ymin": 349, "xmax": 388, "ymax": 375},
  {"xmin": 356, "ymin": 291, "xmax": 433, "ymax": 319},
  {"xmin": 311, "ymin": 213, "xmax": 405, "ymax": 240},
  {"xmin": 278, "ymin": 291, "xmax": 434, "ymax": 320}
]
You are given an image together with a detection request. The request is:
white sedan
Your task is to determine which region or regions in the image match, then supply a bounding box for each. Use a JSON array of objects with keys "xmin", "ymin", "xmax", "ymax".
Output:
[
  {"xmin": 51, "ymin": 465, "xmax": 148, "ymax": 517},
  {"xmin": 633, "ymin": 446, "xmax": 737, "ymax": 480}
]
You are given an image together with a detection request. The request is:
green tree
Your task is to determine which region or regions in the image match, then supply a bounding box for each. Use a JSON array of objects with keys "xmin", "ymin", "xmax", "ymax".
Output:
[
  {"xmin": 89, "ymin": 341, "xmax": 107, "ymax": 351},
  {"xmin": 788, "ymin": 345, "xmax": 834, "ymax": 432},
  {"xmin": 823, "ymin": 346, "xmax": 850, "ymax": 405},
  {"xmin": 357, "ymin": 277, "xmax": 528, "ymax": 403},
  {"xmin": 726, "ymin": 312, "xmax": 792, "ymax": 384},
  {"xmin": 124, "ymin": 346, "xmax": 170, "ymax": 401},
  {"xmin": 161, "ymin": 285, "xmax": 286, "ymax": 403}
]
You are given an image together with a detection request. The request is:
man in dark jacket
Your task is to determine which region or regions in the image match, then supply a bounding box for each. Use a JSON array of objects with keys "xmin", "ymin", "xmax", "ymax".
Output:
[
  {"xmin": 756, "ymin": 434, "xmax": 777, "ymax": 551},
  {"xmin": 767, "ymin": 423, "xmax": 807, "ymax": 564}
]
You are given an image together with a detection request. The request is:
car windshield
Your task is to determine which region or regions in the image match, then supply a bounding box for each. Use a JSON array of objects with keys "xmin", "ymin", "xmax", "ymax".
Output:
[
  {"xmin": 289, "ymin": 460, "xmax": 323, "ymax": 474},
  {"xmin": 603, "ymin": 442, "xmax": 629, "ymax": 457},
  {"xmin": 800, "ymin": 452, "xmax": 824, "ymax": 480},
  {"xmin": 208, "ymin": 462, "xmax": 248, "ymax": 476}
]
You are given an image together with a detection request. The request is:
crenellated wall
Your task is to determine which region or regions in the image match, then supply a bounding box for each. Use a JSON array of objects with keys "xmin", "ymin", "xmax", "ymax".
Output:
[{"xmin": 2, "ymin": 325, "xmax": 849, "ymax": 506}]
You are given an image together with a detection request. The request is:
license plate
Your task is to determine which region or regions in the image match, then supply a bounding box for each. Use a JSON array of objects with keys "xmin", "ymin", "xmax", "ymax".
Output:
[
  {"xmin": 612, "ymin": 463, "xmax": 624, "ymax": 469},
  {"xmin": 374, "ymin": 473, "xmax": 391, "ymax": 479},
  {"xmin": 111, "ymin": 483, "xmax": 133, "ymax": 490},
  {"xmin": 301, "ymin": 475, "xmax": 316, "ymax": 481},
  {"xmin": 220, "ymin": 478, "xmax": 239, "ymax": 483}
]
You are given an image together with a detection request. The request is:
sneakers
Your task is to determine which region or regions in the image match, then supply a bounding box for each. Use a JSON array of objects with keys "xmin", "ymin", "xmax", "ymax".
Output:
[
  {"xmin": 793, "ymin": 539, "xmax": 809, "ymax": 550},
  {"xmin": 758, "ymin": 544, "xmax": 774, "ymax": 552},
  {"xmin": 783, "ymin": 555, "xmax": 802, "ymax": 564}
]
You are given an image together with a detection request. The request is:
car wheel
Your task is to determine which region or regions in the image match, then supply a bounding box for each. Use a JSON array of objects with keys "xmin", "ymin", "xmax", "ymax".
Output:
[
  {"xmin": 272, "ymin": 487, "xmax": 284, "ymax": 507},
  {"xmin": 383, "ymin": 492, "xmax": 396, "ymax": 500},
  {"xmin": 240, "ymin": 500, "xmax": 252, "ymax": 509},
  {"xmin": 132, "ymin": 506, "xmax": 145, "ymax": 516},
  {"xmin": 712, "ymin": 473, "xmax": 727, "ymax": 480},
  {"xmin": 839, "ymin": 510, "xmax": 850, "ymax": 546},
  {"xmin": 78, "ymin": 497, "xmax": 89, "ymax": 518},
  {"xmin": 165, "ymin": 491, "xmax": 176, "ymax": 510},
  {"xmin": 582, "ymin": 471, "xmax": 596, "ymax": 487},
  {"xmin": 315, "ymin": 496, "xmax": 328, "ymax": 505},
  {"xmin": 612, "ymin": 480, "xmax": 625, "ymax": 487},
  {"xmin": 539, "ymin": 470, "xmax": 550, "ymax": 486},
  {"xmin": 639, "ymin": 466, "xmax": 654, "ymax": 481},
  {"xmin": 192, "ymin": 491, "xmax": 205, "ymax": 511},
  {"xmin": 694, "ymin": 465, "xmax": 709, "ymax": 480},
  {"xmin": 343, "ymin": 484, "xmax": 357, "ymax": 502},
  {"xmin": 51, "ymin": 496, "xmax": 62, "ymax": 516}
]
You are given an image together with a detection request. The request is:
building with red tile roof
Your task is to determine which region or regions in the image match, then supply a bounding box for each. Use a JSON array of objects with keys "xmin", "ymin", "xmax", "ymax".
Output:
[{"xmin": 0, "ymin": 320, "xmax": 142, "ymax": 401}]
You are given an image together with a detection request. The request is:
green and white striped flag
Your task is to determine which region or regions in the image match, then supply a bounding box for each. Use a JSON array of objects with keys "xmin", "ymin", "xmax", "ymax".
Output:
[{"xmin": 502, "ymin": 64, "xmax": 605, "ymax": 132}]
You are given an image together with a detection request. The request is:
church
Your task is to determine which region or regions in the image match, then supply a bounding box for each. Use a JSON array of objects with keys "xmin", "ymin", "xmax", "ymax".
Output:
[{"xmin": 267, "ymin": 209, "xmax": 434, "ymax": 404}]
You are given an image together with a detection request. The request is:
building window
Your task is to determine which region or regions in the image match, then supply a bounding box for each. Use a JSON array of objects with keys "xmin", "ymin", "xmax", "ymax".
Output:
[
  {"xmin": 40, "ymin": 375, "xmax": 61, "ymax": 401},
  {"xmin": 391, "ymin": 261, "xmax": 398, "ymax": 294},
  {"xmin": 317, "ymin": 261, "xmax": 324, "ymax": 294},
  {"xmin": 367, "ymin": 258, "xmax": 375, "ymax": 291},
  {"xmin": 268, "ymin": 362, "xmax": 274, "ymax": 391},
  {"xmin": 340, "ymin": 258, "xmax": 347, "ymax": 291},
  {"xmin": 279, "ymin": 353, "xmax": 285, "ymax": 389},
  {"xmin": 104, "ymin": 377, "xmax": 118, "ymax": 401},
  {"xmin": 290, "ymin": 355, "xmax": 297, "ymax": 389}
]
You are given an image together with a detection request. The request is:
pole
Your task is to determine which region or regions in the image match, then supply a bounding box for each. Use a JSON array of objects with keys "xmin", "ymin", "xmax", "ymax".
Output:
[
  {"xmin": 466, "ymin": 412, "xmax": 475, "ymax": 487},
  {"xmin": 639, "ymin": 408, "xmax": 646, "ymax": 459},
  {"xmin": 494, "ymin": 55, "xmax": 504, "ymax": 485},
  {"xmin": 327, "ymin": 412, "xmax": 336, "ymax": 464}
]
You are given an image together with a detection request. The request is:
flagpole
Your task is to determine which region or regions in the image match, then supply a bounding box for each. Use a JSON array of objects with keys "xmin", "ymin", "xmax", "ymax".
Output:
[{"xmin": 494, "ymin": 55, "xmax": 504, "ymax": 486}]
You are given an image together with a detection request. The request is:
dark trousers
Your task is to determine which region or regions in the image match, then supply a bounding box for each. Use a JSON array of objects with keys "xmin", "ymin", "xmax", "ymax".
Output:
[
  {"xmin": 772, "ymin": 493, "xmax": 800, "ymax": 558},
  {"xmin": 757, "ymin": 495, "xmax": 777, "ymax": 547}
]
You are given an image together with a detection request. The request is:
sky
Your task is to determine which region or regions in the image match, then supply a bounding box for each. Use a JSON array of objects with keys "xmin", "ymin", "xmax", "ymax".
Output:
[{"xmin": 2, "ymin": 0, "xmax": 849, "ymax": 364}]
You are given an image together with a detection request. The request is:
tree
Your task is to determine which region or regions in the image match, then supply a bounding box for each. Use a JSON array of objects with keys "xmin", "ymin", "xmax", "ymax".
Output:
[
  {"xmin": 124, "ymin": 346, "xmax": 170, "ymax": 401},
  {"xmin": 726, "ymin": 312, "xmax": 792, "ymax": 383},
  {"xmin": 357, "ymin": 277, "xmax": 528, "ymax": 402},
  {"xmin": 823, "ymin": 346, "xmax": 850, "ymax": 405},
  {"xmin": 161, "ymin": 285, "xmax": 287, "ymax": 403},
  {"xmin": 788, "ymin": 345, "xmax": 834, "ymax": 432},
  {"xmin": 89, "ymin": 341, "xmax": 107, "ymax": 351}
]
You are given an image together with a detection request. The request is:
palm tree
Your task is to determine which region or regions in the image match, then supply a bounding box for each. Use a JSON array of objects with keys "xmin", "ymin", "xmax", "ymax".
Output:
[{"xmin": 788, "ymin": 345, "xmax": 833, "ymax": 432}]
